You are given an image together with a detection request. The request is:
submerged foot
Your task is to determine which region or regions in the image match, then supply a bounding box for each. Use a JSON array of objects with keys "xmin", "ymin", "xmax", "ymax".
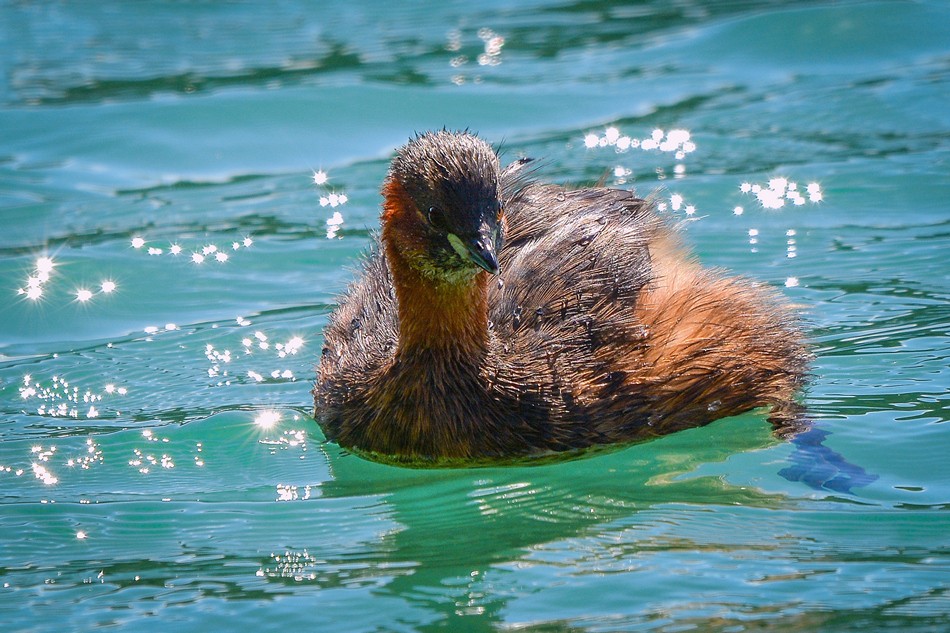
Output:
[{"xmin": 778, "ymin": 427, "xmax": 878, "ymax": 494}]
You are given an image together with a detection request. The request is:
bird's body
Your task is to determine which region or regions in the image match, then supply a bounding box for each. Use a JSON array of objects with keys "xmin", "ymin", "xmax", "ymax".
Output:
[{"xmin": 314, "ymin": 131, "xmax": 810, "ymax": 466}]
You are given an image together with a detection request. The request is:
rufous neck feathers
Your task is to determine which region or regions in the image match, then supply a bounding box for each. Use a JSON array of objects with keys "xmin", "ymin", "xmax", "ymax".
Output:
[{"xmin": 381, "ymin": 179, "xmax": 491, "ymax": 359}]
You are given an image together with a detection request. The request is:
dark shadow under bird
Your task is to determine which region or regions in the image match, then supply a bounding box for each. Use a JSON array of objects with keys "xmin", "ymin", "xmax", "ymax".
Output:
[{"xmin": 314, "ymin": 130, "xmax": 812, "ymax": 467}]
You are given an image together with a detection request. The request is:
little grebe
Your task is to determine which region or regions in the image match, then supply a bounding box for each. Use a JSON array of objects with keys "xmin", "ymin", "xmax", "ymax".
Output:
[{"xmin": 314, "ymin": 130, "xmax": 810, "ymax": 466}]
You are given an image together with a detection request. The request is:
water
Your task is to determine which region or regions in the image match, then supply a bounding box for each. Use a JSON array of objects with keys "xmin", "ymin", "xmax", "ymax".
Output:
[{"xmin": 2, "ymin": 1, "xmax": 949, "ymax": 630}]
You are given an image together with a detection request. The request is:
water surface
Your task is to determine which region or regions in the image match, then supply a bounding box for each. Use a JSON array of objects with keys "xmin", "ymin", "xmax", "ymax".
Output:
[{"xmin": 2, "ymin": 1, "xmax": 949, "ymax": 631}]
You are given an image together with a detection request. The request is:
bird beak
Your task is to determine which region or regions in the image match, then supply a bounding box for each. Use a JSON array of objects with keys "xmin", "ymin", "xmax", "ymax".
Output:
[
  {"xmin": 466, "ymin": 232, "xmax": 500, "ymax": 275},
  {"xmin": 446, "ymin": 225, "xmax": 500, "ymax": 275}
]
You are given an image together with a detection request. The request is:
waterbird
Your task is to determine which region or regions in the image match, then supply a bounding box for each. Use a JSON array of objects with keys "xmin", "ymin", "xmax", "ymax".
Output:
[{"xmin": 314, "ymin": 130, "xmax": 810, "ymax": 466}]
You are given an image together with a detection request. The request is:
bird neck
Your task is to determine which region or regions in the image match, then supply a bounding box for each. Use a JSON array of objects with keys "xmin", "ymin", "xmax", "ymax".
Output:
[
  {"xmin": 381, "ymin": 181, "xmax": 491, "ymax": 361},
  {"xmin": 391, "ymin": 261, "xmax": 491, "ymax": 360}
]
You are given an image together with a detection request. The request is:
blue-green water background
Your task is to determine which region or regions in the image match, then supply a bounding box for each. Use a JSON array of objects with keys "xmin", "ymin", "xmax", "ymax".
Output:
[{"xmin": 2, "ymin": 1, "xmax": 949, "ymax": 631}]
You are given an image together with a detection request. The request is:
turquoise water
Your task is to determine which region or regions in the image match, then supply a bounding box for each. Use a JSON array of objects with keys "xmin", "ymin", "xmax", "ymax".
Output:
[{"xmin": 2, "ymin": 1, "xmax": 949, "ymax": 630}]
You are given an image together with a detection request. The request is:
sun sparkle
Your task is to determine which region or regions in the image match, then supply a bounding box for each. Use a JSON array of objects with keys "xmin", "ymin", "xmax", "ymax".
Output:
[
  {"xmin": 255, "ymin": 410, "xmax": 281, "ymax": 430},
  {"xmin": 36, "ymin": 256, "xmax": 55, "ymax": 274}
]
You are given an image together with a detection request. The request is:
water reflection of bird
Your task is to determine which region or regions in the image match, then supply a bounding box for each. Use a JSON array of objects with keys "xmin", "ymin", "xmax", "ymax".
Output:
[{"xmin": 314, "ymin": 130, "xmax": 810, "ymax": 466}]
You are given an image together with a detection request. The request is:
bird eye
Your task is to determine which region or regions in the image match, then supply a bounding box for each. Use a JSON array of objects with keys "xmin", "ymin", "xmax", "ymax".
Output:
[{"xmin": 427, "ymin": 207, "xmax": 446, "ymax": 228}]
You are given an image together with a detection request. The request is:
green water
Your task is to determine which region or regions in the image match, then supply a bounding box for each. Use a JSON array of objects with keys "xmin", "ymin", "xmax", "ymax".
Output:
[{"xmin": 2, "ymin": 1, "xmax": 949, "ymax": 631}]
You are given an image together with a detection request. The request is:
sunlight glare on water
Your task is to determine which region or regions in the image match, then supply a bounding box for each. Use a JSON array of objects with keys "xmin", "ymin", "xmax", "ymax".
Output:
[{"xmin": 255, "ymin": 409, "xmax": 282, "ymax": 430}]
